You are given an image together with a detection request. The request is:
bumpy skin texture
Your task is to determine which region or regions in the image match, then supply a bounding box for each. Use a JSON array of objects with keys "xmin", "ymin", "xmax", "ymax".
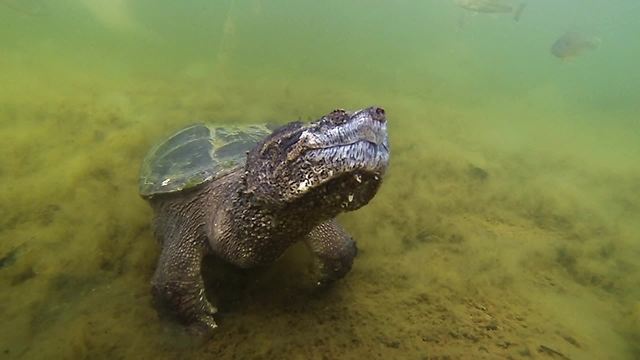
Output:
[{"xmin": 145, "ymin": 107, "xmax": 389, "ymax": 332}]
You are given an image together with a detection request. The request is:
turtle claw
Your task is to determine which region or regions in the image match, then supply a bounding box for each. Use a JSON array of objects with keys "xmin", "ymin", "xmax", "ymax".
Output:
[
  {"xmin": 189, "ymin": 299, "xmax": 218, "ymax": 332},
  {"xmin": 200, "ymin": 316, "xmax": 218, "ymax": 329},
  {"xmin": 186, "ymin": 293, "xmax": 219, "ymax": 333},
  {"xmin": 187, "ymin": 315, "xmax": 218, "ymax": 337}
]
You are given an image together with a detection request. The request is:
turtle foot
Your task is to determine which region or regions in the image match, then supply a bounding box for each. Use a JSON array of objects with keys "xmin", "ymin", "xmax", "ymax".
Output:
[{"xmin": 152, "ymin": 280, "xmax": 219, "ymax": 333}]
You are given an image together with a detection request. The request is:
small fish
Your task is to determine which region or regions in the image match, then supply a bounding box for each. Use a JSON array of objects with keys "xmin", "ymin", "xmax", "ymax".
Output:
[
  {"xmin": 550, "ymin": 32, "xmax": 601, "ymax": 61},
  {"xmin": 454, "ymin": 0, "xmax": 527, "ymax": 22}
]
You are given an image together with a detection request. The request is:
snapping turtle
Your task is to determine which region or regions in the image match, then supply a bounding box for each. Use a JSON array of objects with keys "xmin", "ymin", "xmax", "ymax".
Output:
[{"xmin": 139, "ymin": 107, "xmax": 390, "ymax": 331}]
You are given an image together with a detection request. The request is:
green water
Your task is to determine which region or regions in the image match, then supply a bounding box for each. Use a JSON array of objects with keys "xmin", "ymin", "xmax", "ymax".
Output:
[{"xmin": 1, "ymin": 0, "xmax": 639, "ymax": 359}]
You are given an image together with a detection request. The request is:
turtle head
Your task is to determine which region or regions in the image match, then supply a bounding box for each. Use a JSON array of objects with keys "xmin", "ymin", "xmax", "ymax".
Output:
[{"xmin": 244, "ymin": 106, "xmax": 389, "ymax": 214}]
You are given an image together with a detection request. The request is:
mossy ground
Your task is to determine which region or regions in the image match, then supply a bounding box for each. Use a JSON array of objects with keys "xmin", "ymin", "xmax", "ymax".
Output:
[{"xmin": 1, "ymin": 69, "xmax": 638, "ymax": 359}]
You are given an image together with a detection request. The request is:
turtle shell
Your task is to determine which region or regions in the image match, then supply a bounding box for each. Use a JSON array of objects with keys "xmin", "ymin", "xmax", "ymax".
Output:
[{"xmin": 139, "ymin": 123, "xmax": 272, "ymax": 198}]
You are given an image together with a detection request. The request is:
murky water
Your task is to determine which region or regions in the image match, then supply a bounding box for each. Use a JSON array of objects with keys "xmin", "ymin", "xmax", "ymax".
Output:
[{"xmin": 1, "ymin": 1, "xmax": 639, "ymax": 359}]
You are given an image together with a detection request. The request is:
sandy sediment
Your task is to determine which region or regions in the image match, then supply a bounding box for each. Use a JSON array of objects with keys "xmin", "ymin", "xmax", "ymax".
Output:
[{"xmin": 0, "ymin": 76, "xmax": 638, "ymax": 359}]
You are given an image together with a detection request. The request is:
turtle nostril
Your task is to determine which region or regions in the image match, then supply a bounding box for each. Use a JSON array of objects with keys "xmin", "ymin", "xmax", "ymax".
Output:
[{"xmin": 371, "ymin": 106, "xmax": 386, "ymax": 122}]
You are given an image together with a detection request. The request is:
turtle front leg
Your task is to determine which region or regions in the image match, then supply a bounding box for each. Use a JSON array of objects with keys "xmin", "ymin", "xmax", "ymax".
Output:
[
  {"xmin": 151, "ymin": 233, "xmax": 218, "ymax": 333},
  {"xmin": 304, "ymin": 220, "xmax": 358, "ymax": 287}
]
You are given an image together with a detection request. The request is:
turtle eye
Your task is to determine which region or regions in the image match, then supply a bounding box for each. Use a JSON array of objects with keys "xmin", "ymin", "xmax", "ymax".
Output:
[
  {"xmin": 279, "ymin": 130, "xmax": 302, "ymax": 150},
  {"xmin": 257, "ymin": 121, "xmax": 303, "ymax": 156}
]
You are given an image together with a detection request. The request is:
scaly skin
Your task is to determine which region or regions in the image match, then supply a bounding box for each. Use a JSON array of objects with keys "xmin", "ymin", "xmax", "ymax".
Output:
[{"xmin": 145, "ymin": 107, "xmax": 389, "ymax": 332}]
